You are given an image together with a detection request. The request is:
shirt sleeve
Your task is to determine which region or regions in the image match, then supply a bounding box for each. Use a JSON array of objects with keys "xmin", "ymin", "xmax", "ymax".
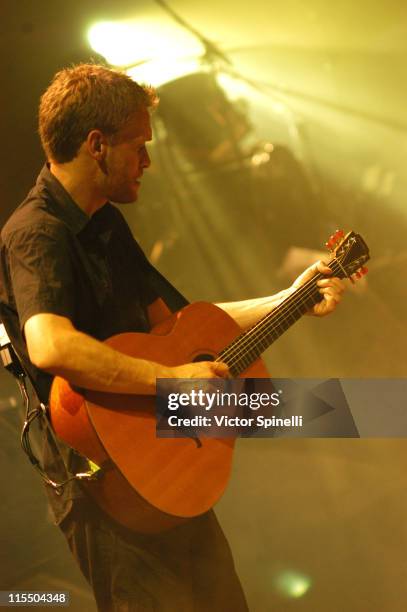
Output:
[{"xmin": 6, "ymin": 222, "xmax": 76, "ymax": 330}]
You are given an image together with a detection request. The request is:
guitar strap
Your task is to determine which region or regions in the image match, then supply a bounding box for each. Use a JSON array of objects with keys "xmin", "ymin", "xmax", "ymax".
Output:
[
  {"xmin": 125, "ymin": 233, "xmax": 190, "ymax": 313},
  {"xmin": 146, "ymin": 263, "xmax": 190, "ymax": 312}
]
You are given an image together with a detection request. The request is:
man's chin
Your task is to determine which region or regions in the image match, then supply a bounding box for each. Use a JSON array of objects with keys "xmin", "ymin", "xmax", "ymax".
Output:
[{"xmin": 109, "ymin": 192, "xmax": 139, "ymax": 205}]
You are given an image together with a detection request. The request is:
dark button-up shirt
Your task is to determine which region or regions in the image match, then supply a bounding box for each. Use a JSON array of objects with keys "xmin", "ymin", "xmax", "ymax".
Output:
[
  {"xmin": 0, "ymin": 165, "xmax": 163, "ymax": 523},
  {"xmin": 0, "ymin": 165, "xmax": 158, "ymax": 403}
]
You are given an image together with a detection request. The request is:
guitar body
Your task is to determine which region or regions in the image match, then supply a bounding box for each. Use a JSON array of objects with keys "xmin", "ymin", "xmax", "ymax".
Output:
[
  {"xmin": 50, "ymin": 302, "xmax": 269, "ymax": 533},
  {"xmin": 50, "ymin": 229, "xmax": 370, "ymax": 533}
]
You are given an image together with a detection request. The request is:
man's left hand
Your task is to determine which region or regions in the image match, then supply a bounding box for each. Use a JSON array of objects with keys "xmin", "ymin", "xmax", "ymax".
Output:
[{"xmin": 291, "ymin": 260, "xmax": 345, "ymax": 317}]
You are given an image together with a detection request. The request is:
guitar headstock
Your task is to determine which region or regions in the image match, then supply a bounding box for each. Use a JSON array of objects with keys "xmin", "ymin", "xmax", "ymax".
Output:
[{"xmin": 325, "ymin": 230, "xmax": 370, "ymax": 280}]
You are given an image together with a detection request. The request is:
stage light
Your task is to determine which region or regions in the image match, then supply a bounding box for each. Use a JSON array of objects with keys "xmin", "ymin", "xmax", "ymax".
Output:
[
  {"xmin": 274, "ymin": 570, "xmax": 312, "ymax": 598},
  {"xmin": 87, "ymin": 19, "xmax": 203, "ymax": 69},
  {"xmin": 88, "ymin": 22, "xmax": 139, "ymax": 66},
  {"xmin": 127, "ymin": 58, "xmax": 201, "ymax": 88}
]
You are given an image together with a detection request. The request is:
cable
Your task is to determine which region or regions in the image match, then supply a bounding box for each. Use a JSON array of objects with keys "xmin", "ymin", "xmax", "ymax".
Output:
[{"xmin": 16, "ymin": 375, "xmax": 101, "ymax": 495}]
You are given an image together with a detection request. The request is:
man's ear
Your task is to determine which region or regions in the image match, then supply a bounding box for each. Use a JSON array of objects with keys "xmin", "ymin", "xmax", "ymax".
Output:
[{"xmin": 87, "ymin": 130, "xmax": 107, "ymax": 159}]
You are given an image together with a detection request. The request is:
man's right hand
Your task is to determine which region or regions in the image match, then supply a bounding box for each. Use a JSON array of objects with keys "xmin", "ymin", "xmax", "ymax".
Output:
[{"xmin": 166, "ymin": 360, "xmax": 230, "ymax": 380}]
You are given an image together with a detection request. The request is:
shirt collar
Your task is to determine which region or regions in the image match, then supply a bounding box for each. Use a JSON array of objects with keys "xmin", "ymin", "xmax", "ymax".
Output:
[{"xmin": 36, "ymin": 164, "xmax": 91, "ymax": 235}]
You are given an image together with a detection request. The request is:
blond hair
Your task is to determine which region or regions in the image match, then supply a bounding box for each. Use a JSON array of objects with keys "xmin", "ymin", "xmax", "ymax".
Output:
[{"xmin": 39, "ymin": 63, "xmax": 158, "ymax": 162}]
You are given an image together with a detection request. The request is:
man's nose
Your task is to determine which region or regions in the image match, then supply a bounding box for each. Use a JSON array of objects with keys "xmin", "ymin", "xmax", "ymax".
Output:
[{"xmin": 142, "ymin": 149, "xmax": 151, "ymax": 169}]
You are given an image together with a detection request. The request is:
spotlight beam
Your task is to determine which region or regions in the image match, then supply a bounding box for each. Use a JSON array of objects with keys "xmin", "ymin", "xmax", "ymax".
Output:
[{"xmin": 153, "ymin": 0, "xmax": 232, "ymax": 66}]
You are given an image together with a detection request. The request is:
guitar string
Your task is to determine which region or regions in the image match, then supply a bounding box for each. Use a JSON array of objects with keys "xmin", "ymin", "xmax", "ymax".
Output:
[
  {"xmin": 223, "ymin": 266, "xmax": 330, "ymax": 354},
  {"xmin": 216, "ymin": 283, "xmax": 318, "ymax": 372},
  {"xmin": 221, "ymin": 279, "xmax": 327, "ymax": 374},
  {"xmin": 219, "ymin": 267, "xmax": 331, "ymax": 361},
  {"xmin": 215, "ymin": 238, "xmax": 359, "ymax": 372},
  {"xmin": 220, "ymin": 258, "xmax": 345, "ymax": 372},
  {"xmin": 216, "ymin": 259, "xmax": 343, "ymax": 373},
  {"xmin": 224, "ymin": 263, "xmax": 341, "ymax": 371},
  {"xmin": 217, "ymin": 273, "xmax": 322, "ymax": 365},
  {"xmin": 219, "ymin": 281, "xmax": 321, "ymax": 373},
  {"xmin": 222, "ymin": 258, "xmax": 345, "ymax": 362}
]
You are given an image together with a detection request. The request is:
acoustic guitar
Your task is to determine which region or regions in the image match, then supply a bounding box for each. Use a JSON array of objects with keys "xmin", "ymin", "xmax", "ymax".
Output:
[{"xmin": 49, "ymin": 230, "xmax": 370, "ymax": 533}]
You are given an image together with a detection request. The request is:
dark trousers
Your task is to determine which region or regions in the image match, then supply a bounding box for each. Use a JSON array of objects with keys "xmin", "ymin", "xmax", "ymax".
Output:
[{"xmin": 59, "ymin": 498, "xmax": 249, "ymax": 612}]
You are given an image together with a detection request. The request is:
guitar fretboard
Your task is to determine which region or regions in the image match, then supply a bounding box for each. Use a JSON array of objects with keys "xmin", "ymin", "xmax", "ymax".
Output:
[{"xmin": 217, "ymin": 261, "xmax": 342, "ymax": 376}]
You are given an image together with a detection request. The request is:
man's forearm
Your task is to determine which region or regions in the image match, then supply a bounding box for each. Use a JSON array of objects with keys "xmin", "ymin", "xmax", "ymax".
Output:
[
  {"xmin": 44, "ymin": 328, "xmax": 170, "ymax": 394},
  {"xmin": 216, "ymin": 288, "xmax": 294, "ymax": 330},
  {"xmin": 216, "ymin": 259, "xmax": 345, "ymax": 327}
]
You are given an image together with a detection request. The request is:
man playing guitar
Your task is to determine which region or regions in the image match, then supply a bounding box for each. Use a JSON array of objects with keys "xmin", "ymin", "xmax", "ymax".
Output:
[{"xmin": 0, "ymin": 64, "xmax": 344, "ymax": 611}]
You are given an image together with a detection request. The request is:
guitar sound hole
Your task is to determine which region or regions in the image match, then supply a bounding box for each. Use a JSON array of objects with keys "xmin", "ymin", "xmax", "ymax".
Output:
[{"xmin": 192, "ymin": 354, "xmax": 215, "ymax": 363}]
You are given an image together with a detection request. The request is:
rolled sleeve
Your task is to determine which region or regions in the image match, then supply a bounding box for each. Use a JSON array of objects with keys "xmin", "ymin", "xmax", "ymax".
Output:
[{"xmin": 7, "ymin": 222, "xmax": 76, "ymax": 329}]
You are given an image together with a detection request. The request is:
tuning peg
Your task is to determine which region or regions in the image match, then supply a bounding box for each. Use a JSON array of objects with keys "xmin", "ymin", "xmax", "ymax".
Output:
[
  {"xmin": 332, "ymin": 230, "xmax": 345, "ymax": 246},
  {"xmin": 325, "ymin": 229, "xmax": 345, "ymax": 251}
]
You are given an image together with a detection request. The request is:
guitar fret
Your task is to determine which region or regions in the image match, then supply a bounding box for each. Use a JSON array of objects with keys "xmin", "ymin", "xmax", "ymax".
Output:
[
  {"xmin": 221, "ymin": 277, "xmax": 325, "ymax": 375},
  {"xmin": 219, "ymin": 255, "xmax": 355, "ymax": 376}
]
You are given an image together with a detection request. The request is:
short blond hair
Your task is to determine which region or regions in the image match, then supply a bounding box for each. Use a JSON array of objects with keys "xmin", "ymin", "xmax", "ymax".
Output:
[{"xmin": 39, "ymin": 63, "xmax": 158, "ymax": 162}]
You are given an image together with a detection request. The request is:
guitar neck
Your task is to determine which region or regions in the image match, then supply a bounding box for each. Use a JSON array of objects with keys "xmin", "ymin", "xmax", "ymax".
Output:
[{"xmin": 217, "ymin": 263, "xmax": 341, "ymax": 376}]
